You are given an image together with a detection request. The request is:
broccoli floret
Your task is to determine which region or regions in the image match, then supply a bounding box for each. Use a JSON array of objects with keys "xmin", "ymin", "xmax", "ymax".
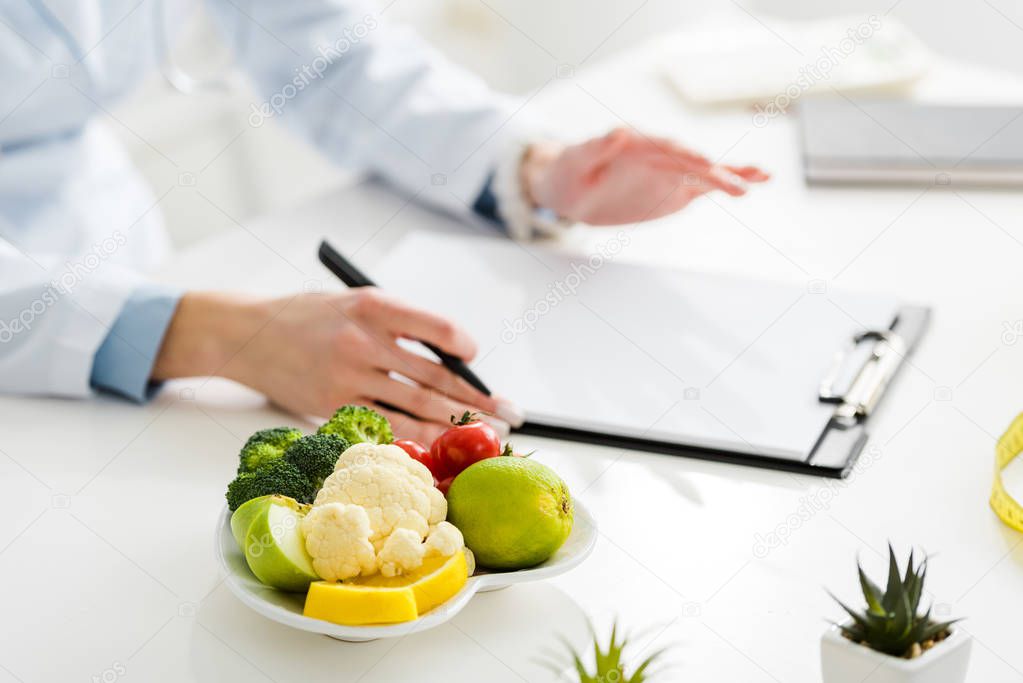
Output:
[
  {"xmin": 238, "ymin": 426, "xmax": 304, "ymax": 474},
  {"xmin": 283, "ymin": 433, "xmax": 350, "ymax": 490},
  {"xmin": 225, "ymin": 459, "xmax": 314, "ymax": 511},
  {"xmin": 317, "ymin": 405, "xmax": 393, "ymax": 445}
]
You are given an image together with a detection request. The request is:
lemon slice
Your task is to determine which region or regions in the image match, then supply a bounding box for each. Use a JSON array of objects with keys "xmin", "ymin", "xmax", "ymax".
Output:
[
  {"xmin": 353, "ymin": 550, "xmax": 468, "ymax": 614},
  {"xmin": 303, "ymin": 582, "xmax": 417, "ymax": 626},
  {"xmin": 302, "ymin": 551, "xmax": 469, "ymax": 626}
]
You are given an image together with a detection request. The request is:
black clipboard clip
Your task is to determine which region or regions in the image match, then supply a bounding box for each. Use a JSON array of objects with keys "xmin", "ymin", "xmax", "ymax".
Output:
[
  {"xmin": 802, "ymin": 306, "xmax": 930, "ymax": 477},
  {"xmin": 819, "ymin": 329, "xmax": 908, "ymax": 426}
]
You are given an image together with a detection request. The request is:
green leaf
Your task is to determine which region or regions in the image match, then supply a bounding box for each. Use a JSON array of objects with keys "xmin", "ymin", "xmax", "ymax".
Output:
[
  {"xmin": 893, "ymin": 586, "xmax": 914, "ymax": 644},
  {"xmin": 829, "ymin": 593, "xmax": 871, "ymax": 631},
  {"xmin": 594, "ymin": 622, "xmax": 621, "ymax": 675},
  {"xmin": 908, "ymin": 562, "xmax": 926, "ymax": 613},
  {"xmin": 920, "ymin": 619, "xmax": 959, "ymax": 643},
  {"xmin": 554, "ymin": 621, "xmax": 672, "ymax": 683},
  {"xmin": 858, "ymin": 564, "xmax": 885, "ymax": 615},
  {"xmin": 882, "ymin": 543, "xmax": 902, "ymax": 612}
]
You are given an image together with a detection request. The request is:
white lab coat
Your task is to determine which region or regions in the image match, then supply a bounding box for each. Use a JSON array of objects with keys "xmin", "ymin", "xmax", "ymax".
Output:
[{"xmin": 0, "ymin": 0, "xmax": 522, "ymax": 398}]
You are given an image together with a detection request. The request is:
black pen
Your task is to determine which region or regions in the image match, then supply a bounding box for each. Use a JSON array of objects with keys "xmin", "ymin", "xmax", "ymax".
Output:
[{"xmin": 318, "ymin": 240, "xmax": 492, "ymax": 397}]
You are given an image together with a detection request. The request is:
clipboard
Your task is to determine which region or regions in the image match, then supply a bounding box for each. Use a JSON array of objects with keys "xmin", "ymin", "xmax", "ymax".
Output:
[
  {"xmin": 372, "ymin": 231, "xmax": 930, "ymax": 479},
  {"xmin": 515, "ymin": 306, "xmax": 929, "ymax": 478}
]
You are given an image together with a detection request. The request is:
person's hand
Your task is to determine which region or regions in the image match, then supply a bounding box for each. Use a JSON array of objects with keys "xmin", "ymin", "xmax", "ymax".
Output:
[
  {"xmin": 152, "ymin": 290, "xmax": 521, "ymax": 444},
  {"xmin": 521, "ymin": 127, "xmax": 770, "ymax": 225}
]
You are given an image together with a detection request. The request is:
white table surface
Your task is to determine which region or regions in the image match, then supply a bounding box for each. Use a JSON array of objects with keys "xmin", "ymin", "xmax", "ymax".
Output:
[{"xmin": 4, "ymin": 39, "xmax": 1023, "ymax": 683}]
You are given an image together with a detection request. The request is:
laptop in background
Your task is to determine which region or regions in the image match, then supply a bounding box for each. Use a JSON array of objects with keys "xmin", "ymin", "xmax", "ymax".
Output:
[{"xmin": 799, "ymin": 98, "xmax": 1023, "ymax": 187}]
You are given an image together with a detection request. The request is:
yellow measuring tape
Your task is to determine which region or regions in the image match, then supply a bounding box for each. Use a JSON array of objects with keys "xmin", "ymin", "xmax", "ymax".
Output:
[{"xmin": 991, "ymin": 412, "xmax": 1023, "ymax": 532}]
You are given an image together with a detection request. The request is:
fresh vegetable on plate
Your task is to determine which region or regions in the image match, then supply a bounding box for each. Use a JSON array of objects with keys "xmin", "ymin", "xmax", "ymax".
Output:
[
  {"xmin": 225, "ymin": 405, "xmax": 383, "ymax": 512},
  {"xmin": 436, "ymin": 474, "xmax": 455, "ymax": 496},
  {"xmin": 237, "ymin": 426, "xmax": 304, "ymax": 474},
  {"xmin": 223, "ymin": 403, "xmax": 580, "ymax": 628},
  {"xmin": 298, "ymin": 440, "xmax": 471, "ymax": 625},
  {"xmin": 318, "ymin": 404, "xmax": 394, "ymax": 445},
  {"xmin": 226, "ymin": 459, "xmax": 314, "ymax": 511},
  {"xmin": 429, "ymin": 411, "xmax": 502, "ymax": 479},
  {"xmin": 304, "ymin": 442, "xmax": 451, "ymax": 580},
  {"xmin": 301, "ymin": 502, "xmax": 379, "ymax": 581},
  {"xmin": 283, "ymin": 433, "xmax": 350, "ymax": 490}
]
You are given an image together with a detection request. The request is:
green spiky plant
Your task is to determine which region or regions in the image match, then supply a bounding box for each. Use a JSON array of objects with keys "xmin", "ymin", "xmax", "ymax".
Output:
[
  {"xmin": 546, "ymin": 622, "xmax": 666, "ymax": 683},
  {"xmin": 829, "ymin": 545, "xmax": 958, "ymax": 658}
]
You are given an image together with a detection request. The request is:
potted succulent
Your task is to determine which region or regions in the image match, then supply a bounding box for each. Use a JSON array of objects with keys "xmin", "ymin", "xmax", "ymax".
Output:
[
  {"xmin": 821, "ymin": 545, "xmax": 970, "ymax": 683},
  {"xmin": 547, "ymin": 622, "xmax": 667, "ymax": 682}
]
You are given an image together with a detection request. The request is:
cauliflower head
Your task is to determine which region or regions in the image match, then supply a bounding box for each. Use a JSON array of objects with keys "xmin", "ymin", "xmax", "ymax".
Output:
[
  {"xmin": 303, "ymin": 443, "xmax": 461, "ymax": 579},
  {"xmin": 301, "ymin": 503, "xmax": 377, "ymax": 581},
  {"xmin": 425, "ymin": 487, "xmax": 447, "ymax": 525},
  {"xmin": 317, "ymin": 447, "xmax": 433, "ymax": 543},
  {"xmin": 379, "ymin": 528, "xmax": 427, "ymax": 577},
  {"xmin": 333, "ymin": 443, "xmax": 433, "ymax": 486},
  {"xmin": 424, "ymin": 521, "xmax": 464, "ymax": 558}
]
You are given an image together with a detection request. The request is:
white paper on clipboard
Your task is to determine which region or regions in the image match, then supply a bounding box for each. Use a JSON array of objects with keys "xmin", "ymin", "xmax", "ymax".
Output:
[{"xmin": 375, "ymin": 231, "xmax": 901, "ymax": 462}]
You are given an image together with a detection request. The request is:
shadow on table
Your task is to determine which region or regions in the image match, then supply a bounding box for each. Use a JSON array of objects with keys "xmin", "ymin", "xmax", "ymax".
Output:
[
  {"xmin": 560, "ymin": 440, "xmax": 808, "ymax": 511},
  {"xmin": 638, "ymin": 449, "xmax": 809, "ymax": 500},
  {"xmin": 189, "ymin": 581, "xmax": 588, "ymax": 682}
]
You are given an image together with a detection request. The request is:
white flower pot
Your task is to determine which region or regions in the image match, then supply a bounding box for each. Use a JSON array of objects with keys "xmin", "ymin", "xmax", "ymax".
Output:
[{"xmin": 820, "ymin": 624, "xmax": 971, "ymax": 683}]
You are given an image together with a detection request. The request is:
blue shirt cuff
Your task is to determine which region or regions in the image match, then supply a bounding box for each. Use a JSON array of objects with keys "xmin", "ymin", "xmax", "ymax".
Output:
[
  {"xmin": 90, "ymin": 284, "xmax": 182, "ymax": 403},
  {"xmin": 472, "ymin": 172, "xmax": 507, "ymax": 232}
]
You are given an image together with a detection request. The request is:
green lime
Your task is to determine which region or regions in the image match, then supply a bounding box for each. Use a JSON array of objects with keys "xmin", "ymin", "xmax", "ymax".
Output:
[{"xmin": 446, "ymin": 457, "xmax": 573, "ymax": 570}]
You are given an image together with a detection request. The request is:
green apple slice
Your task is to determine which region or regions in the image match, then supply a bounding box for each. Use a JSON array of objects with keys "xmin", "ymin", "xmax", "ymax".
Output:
[
  {"xmin": 231, "ymin": 496, "xmax": 272, "ymax": 550},
  {"xmin": 230, "ymin": 495, "xmax": 309, "ymax": 550},
  {"xmin": 243, "ymin": 499, "xmax": 319, "ymax": 592}
]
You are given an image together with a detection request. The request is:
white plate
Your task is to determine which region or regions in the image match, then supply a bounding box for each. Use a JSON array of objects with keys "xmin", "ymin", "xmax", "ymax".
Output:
[{"xmin": 215, "ymin": 499, "xmax": 597, "ymax": 641}]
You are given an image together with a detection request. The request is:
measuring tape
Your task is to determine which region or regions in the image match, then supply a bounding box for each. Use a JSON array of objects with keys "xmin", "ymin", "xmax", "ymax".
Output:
[{"xmin": 991, "ymin": 412, "xmax": 1023, "ymax": 531}]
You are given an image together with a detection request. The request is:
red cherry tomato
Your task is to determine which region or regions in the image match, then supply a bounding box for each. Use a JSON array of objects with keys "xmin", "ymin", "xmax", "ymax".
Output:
[
  {"xmin": 436, "ymin": 475, "xmax": 455, "ymax": 496},
  {"xmin": 393, "ymin": 439, "xmax": 439, "ymax": 476},
  {"xmin": 430, "ymin": 411, "xmax": 502, "ymax": 479}
]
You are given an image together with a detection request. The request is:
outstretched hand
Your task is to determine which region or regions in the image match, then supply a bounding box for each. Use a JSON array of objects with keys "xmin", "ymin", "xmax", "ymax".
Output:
[{"xmin": 522, "ymin": 127, "xmax": 769, "ymax": 226}]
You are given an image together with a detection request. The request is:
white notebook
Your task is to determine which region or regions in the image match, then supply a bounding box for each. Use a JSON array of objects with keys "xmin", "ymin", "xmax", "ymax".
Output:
[
  {"xmin": 661, "ymin": 16, "xmax": 929, "ymax": 106},
  {"xmin": 375, "ymin": 231, "xmax": 901, "ymax": 462}
]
